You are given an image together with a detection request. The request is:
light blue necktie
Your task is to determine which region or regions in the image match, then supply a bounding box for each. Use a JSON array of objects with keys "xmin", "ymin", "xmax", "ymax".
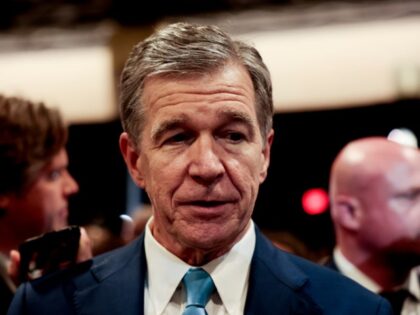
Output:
[{"xmin": 182, "ymin": 268, "xmax": 215, "ymax": 315}]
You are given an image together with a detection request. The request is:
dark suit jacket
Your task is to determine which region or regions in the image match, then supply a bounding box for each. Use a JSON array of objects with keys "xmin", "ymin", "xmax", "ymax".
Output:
[
  {"xmin": 323, "ymin": 256, "xmax": 339, "ymax": 272},
  {"xmin": 0, "ymin": 275, "xmax": 14, "ymax": 315},
  {"xmin": 324, "ymin": 256, "xmax": 408, "ymax": 315},
  {"xmin": 8, "ymin": 227, "xmax": 392, "ymax": 315},
  {"xmin": 1, "ymin": 258, "xmax": 15, "ymax": 315}
]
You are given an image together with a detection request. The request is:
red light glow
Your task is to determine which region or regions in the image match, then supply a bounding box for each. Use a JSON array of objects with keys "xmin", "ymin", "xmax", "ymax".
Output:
[{"xmin": 302, "ymin": 188, "xmax": 329, "ymax": 215}]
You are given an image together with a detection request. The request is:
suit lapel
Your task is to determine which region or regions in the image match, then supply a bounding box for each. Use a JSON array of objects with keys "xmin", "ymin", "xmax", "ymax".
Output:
[
  {"xmin": 244, "ymin": 228, "xmax": 323, "ymax": 315},
  {"xmin": 73, "ymin": 236, "xmax": 147, "ymax": 315}
]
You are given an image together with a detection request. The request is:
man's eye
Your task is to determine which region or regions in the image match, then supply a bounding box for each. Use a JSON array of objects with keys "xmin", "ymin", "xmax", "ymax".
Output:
[
  {"xmin": 395, "ymin": 191, "xmax": 420, "ymax": 200},
  {"xmin": 164, "ymin": 133, "xmax": 191, "ymax": 145},
  {"xmin": 47, "ymin": 170, "xmax": 61, "ymax": 181},
  {"xmin": 406, "ymin": 192, "xmax": 419, "ymax": 200},
  {"xmin": 225, "ymin": 132, "xmax": 246, "ymax": 143}
]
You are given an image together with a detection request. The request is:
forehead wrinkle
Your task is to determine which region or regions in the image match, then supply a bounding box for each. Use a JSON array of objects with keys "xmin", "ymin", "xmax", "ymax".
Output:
[
  {"xmin": 147, "ymin": 81, "xmax": 253, "ymax": 109},
  {"xmin": 202, "ymin": 83, "xmax": 253, "ymax": 99}
]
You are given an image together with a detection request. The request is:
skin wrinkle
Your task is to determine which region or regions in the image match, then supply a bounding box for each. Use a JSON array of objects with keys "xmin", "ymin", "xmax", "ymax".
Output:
[
  {"xmin": 150, "ymin": 89, "xmax": 251, "ymax": 107},
  {"xmin": 143, "ymin": 66, "xmax": 254, "ymax": 117},
  {"xmin": 137, "ymin": 65, "xmax": 263, "ymax": 148},
  {"xmin": 145, "ymin": 88, "xmax": 253, "ymax": 116}
]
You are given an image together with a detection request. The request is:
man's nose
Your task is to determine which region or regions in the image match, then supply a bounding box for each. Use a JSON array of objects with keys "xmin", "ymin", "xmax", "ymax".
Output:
[
  {"xmin": 63, "ymin": 171, "xmax": 79, "ymax": 196},
  {"xmin": 188, "ymin": 136, "xmax": 224, "ymax": 184}
]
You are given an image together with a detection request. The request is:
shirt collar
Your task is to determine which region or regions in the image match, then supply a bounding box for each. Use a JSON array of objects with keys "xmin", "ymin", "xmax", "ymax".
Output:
[
  {"xmin": 204, "ymin": 220, "xmax": 255, "ymax": 314},
  {"xmin": 144, "ymin": 217, "xmax": 255, "ymax": 315},
  {"xmin": 144, "ymin": 218, "xmax": 189, "ymax": 315},
  {"xmin": 333, "ymin": 247, "xmax": 382, "ymax": 293},
  {"xmin": 406, "ymin": 266, "xmax": 420, "ymax": 300},
  {"xmin": 334, "ymin": 248, "xmax": 420, "ymax": 299}
]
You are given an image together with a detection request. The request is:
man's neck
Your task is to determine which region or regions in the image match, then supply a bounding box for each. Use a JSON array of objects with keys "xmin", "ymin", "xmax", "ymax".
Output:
[
  {"xmin": 340, "ymin": 247, "xmax": 414, "ymax": 290},
  {"xmin": 150, "ymin": 220, "xmax": 251, "ymax": 266}
]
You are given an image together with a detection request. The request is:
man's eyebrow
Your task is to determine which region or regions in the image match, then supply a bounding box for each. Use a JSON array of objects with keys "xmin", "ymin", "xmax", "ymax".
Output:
[{"xmin": 151, "ymin": 116, "xmax": 187, "ymax": 143}]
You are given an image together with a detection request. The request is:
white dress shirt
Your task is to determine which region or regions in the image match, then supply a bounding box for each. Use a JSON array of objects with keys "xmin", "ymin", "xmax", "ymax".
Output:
[
  {"xmin": 144, "ymin": 218, "xmax": 256, "ymax": 315},
  {"xmin": 334, "ymin": 248, "xmax": 420, "ymax": 315}
]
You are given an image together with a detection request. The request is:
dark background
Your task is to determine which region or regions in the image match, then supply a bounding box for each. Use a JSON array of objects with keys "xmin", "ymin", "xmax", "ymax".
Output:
[
  {"xmin": 1, "ymin": 0, "xmax": 417, "ymax": 30},
  {"xmin": 0, "ymin": 0, "xmax": 312, "ymax": 29}
]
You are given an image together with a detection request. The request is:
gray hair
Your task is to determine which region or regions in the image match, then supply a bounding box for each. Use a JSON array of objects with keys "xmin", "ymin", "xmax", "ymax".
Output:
[{"xmin": 119, "ymin": 22, "xmax": 273, "ymax": 147}]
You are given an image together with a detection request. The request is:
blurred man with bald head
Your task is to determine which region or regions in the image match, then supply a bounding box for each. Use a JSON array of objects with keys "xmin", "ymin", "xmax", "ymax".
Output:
[{"xmin": 328, "ymin": 136, "xmax": 420, "ymax": 314}]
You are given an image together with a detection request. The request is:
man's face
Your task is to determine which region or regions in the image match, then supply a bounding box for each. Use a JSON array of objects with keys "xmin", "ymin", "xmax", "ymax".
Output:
[
  {"xmin": 6, "ymin": 148, "xmax": 79, "ymax": 241},
  {"xmin": 360, "ymin": 149, "xmax": 420, "ymax": 255},
  {"xmin": 124, "ymin": 64, "xmax": 272, "ymax": 257}
]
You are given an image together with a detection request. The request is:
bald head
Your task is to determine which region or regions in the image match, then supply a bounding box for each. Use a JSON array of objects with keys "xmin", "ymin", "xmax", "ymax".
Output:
[
  {"xmin": 330, "ymin": 136, "xmax": 420, "ymax": 264},
  {"xmin": 330, "ymin": 137, "xmax": 420, "ymax": 201}
]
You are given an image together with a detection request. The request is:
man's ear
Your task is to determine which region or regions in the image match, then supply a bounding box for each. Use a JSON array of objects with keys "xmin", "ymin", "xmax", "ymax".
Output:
[
  {"xmin": 330, "ymin": 195, "xmax": 362, "ymax": 231},
  {"xmin": 259, "ymin": 129, "xmax": 274, "ymax": 183},
  {"xmin": 119, "ymin": 132, "xmax": 145, "ymax": 188}
]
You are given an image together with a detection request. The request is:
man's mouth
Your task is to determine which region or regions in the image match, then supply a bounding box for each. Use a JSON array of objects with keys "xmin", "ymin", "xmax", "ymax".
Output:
[
  {"xmin": 188, "ymin": 200, "xmax": 228, "ymax": 207},
  {"xmin": 177, "ymin": 199, "xmax": 236, "ymax": 219}
]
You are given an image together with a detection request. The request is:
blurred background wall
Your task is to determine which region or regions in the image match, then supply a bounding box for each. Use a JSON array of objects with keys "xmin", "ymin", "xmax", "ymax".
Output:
[{"xmin": 1, "ymin": 0, "xmax": 420, "ymax": 259}]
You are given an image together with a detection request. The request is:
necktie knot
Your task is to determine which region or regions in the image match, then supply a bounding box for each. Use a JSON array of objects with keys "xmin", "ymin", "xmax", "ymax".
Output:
[{"xmin": 182, "ymin": 268, "xmax": 215, "ymax": 315}]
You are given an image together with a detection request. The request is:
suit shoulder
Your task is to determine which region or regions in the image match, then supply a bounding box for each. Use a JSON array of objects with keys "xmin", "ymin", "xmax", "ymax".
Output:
[
  {"xmin": 252, "ymin": 231, "xmax": 392, "ymax": 314},
  {"xmin": 8, "ymin": 237, "xmax": 145, "ymax": 315},
  {"xmin": 286, "ymin": 253, "xmax": 392, "ymax": 314}
]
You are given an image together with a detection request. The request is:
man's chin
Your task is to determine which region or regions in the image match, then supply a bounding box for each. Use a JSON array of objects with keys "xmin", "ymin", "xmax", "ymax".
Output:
[{"xmin": 180, "ymin": 227, "xmax": 237, "ymax": 252}]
